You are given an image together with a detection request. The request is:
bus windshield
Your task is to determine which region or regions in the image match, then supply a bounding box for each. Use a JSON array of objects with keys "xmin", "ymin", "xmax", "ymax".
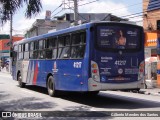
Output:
[{"xmin": 96, "ymin": 25, "xmax": 141, "ymax": 50}]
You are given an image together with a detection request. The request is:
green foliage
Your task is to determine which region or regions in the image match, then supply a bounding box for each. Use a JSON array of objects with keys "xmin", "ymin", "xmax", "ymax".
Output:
[{"xmin": 0, "ymin": 0, "xmax": 42, "ymax": 24}]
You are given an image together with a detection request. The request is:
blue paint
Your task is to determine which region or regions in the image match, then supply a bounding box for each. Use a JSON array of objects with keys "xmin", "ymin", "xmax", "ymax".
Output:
[{"xmin": 12, "ymin": 22, "xmax": 144, "ymax": 92}]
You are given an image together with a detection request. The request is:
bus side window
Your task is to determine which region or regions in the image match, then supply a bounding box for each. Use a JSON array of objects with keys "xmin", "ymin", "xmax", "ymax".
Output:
[
  {"xmin": 51, "ymin": 37, "xmax": 57, "ymax": 59},
  {"xmin": 44, "ymin": 38, "xmax": 52, "ymax": 59},
  {"xmin": 58, "ymin": 35, "xmax": 70, "ymax": 59},
  {"xmin": 39, "ymin": 40, "xmax": 44, "ymax": 59},
  {"xmin": 24, "ymin": 43, "xmax": 29, "ymax": 60},
  {"xmin": 18, "ymin": 44, "xmax": 23, "ymax": 60},
  {"xmin": 71, "ymin": 31, "xmax": 86, "ymax": 59},
  {"xmin": 29, "ymin": 42, "xmax": 34, "ymax": 59},
  {"xmin": 33, "ymin": 41, "xmax": 39, "ymax": 59}
]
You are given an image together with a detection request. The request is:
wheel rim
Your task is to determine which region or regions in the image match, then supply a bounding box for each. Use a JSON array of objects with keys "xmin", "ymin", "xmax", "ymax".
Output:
[{"xmin": 48, "ymin": 78, "xmax": 53, "ymax": 93}]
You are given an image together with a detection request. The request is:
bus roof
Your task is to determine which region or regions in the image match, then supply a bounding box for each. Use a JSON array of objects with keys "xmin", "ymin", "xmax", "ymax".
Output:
[{"xmin": 16, "ymin": 21, "xmax": 142, "ymax": 45}]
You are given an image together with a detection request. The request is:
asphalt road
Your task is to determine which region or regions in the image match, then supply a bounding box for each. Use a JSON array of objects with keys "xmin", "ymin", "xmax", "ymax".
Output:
[{"xmin": 0, "ymin": 72, "xmax": 160, "ymax": 119}]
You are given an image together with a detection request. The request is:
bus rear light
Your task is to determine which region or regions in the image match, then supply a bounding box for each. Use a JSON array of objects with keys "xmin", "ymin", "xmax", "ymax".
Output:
[
  {"xmin": 92, "ymin": 84, "xmax": 97, "ymax": 87},
  {"xmin": 140, "ymin": 69, "xmax": 144, "ymax": 73},
  {"xmin": 92, "ymin": 69, "xmax": 97, "ymax": 74},
  {"xmin": 91, "ymin": 61, "xmax": 100, "ymax": 82},
  {"xmin": 138, "ymin": 61, "xmax": 145, "ymax": 81},
  {"xmin": 139, "ymin": 62, "xmax": 144, "ymax": 73}
]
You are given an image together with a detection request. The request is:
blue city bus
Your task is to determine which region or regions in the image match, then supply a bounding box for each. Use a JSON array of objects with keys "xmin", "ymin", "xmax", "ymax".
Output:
[{"xmin": 11, "ymin": 21, "xmax": 145, "ymax": 96}]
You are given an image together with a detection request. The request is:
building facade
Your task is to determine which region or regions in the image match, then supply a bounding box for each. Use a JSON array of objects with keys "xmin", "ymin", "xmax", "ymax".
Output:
[
  {"xmin": 25, "ymin": 19, "xmax": 56, "ymax": 38},
  {"xmin": 26, "ymin": 13, "xmax": 127, "ymax": 38},
  {"xmin": 143, "ymin": 0, "xmax": 160, "ymax": 86},
  {"xmin": 0, "ymin": 35, "xmax": 24, "ymax": 64}
]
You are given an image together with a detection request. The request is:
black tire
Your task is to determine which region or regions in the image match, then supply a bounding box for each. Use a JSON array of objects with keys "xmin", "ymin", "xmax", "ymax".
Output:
[
  {"xmin": 18, "ymin": 73, "xmax": 25, "ymax": 88},
  {"xmin": 47, "ymin": 76, "xmax": 57, "ymax": 97},
  {"xmin": 132, "ymin": 89, "xmax": 140, "ymax": 93},
  {"xmin": 144, "ymin": 83, "xmax": 147, "ymax": 89},
  {"xmin": 137, "ymin": 88, "xmax": 140, "ymax": 93}
]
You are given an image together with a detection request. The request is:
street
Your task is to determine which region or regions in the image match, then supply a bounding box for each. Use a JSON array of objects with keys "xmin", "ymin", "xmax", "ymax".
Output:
[{"xmin": 0, "ymin": 72, "xmax": 160, "ymax": 119}]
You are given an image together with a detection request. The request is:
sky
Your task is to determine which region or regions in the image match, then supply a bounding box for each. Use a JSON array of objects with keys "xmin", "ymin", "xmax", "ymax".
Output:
[{"xmin": 0, "ymin": 0, "xmax": 143, "ymax": 35}]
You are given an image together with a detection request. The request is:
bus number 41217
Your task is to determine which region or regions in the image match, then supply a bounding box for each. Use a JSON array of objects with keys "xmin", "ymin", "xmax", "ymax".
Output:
[{"xmin": 115, "ymin": 60, "xmax": 126, "ymax": 66}]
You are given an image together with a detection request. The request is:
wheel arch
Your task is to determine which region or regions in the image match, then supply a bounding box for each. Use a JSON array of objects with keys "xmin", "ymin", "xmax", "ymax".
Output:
[{"xmin": 17, "ymin": 70, "xmax": 21, "ymax": 81}]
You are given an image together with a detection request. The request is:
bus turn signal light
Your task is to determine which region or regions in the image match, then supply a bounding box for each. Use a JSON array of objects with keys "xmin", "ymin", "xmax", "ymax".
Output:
[{"xmin": 92, "ymin": 64, "xmax": 97, "ymax": 68}]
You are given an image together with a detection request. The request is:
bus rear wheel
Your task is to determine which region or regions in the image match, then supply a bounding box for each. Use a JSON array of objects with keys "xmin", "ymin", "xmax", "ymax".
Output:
[
  {"xmin": 47, "ymin": 76, "xmax": 57, "ymax": 97},
  {"xmin": 18, "ymin": 73, "xmax": 25, "ymax": 88}
]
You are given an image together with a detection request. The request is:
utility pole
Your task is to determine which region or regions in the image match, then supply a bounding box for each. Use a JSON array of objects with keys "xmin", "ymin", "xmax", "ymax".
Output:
[
  {"xmin": 73, "ymin": 0, "xmax": 78, "ymax": 25},
  {"xmin": 9, "ymin": 13, "xmax": 13, "ymax": 73}
]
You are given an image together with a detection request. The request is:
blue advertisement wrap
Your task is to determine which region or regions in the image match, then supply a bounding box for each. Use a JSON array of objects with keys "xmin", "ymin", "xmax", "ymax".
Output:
[
  {"xmin": 97, "ymin": 26, "xmax": 140, "ymax": 50},
  {"xmin": 94, "ymin": 25, "xmax": 144, "ymax": 83},
  {"xmin": 95, "ymin": 52, "xmax": 141, "ymax": 83}
]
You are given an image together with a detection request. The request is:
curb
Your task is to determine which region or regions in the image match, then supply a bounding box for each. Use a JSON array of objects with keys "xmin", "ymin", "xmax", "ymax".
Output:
[
  {"xmin": 0, "ymin": 71, "xmax": 10, "ymax": 75},
  {"xmin": 139, "ymin": 90, "xmax": 160, "ymax": 96}
]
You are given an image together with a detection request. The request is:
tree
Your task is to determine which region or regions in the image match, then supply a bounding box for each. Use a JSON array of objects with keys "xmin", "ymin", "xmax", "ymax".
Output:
[{"xmin": 0, "ymin": 0, "xmax": 42, "ymax": 24}]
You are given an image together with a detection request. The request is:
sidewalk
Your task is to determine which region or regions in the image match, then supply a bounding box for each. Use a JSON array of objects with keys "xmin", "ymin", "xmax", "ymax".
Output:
[
  {"xmin": 0, "ymin": 67, "xmax": 10, "ymax": 74},
  {"xmin": 139, "ymin": 88, "xmax": 160, "ymax": 96},
  {"xmin": 138, "ymin": 79, "xmax": 160, "ymax": 96}
]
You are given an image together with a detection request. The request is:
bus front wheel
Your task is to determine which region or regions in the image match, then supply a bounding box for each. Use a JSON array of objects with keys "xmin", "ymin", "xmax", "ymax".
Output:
[
  {"xmin": 47, "ymin": 76, "xmax": 57, "ymax": 97},
  {"xmin": 18, "ymin": 73, "xmax": 25, "ymax": 88}
]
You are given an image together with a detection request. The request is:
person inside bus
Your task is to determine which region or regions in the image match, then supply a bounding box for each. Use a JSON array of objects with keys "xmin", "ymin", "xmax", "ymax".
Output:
[{"xmin": 116, "ymin": 30, "xmax": 126, "ymax": 46}]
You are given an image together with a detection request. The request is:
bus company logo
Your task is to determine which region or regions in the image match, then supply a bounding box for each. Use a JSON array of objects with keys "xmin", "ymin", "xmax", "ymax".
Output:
[
  {"xmin": 119, "ymin": 51, "xmax": 123, "ymax": 55},
  {"xmin": 52, "ymin": 62, "xmax": 58, "ymax": 72},
  {"xmin": 127, "ymin": 31, "xmax": 137, "ymax": 36},
  {"xmin": 118, "ymin": 68, "xmax": 123, "ymax": 74}
]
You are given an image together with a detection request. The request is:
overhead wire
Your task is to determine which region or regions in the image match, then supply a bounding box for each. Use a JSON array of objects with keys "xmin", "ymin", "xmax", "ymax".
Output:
[
  {"xmin": 65, "ymin": 2, "xmax": 89, "ymax": 22},
  {"xmin": 99, "ymin": 0, "xmax": 155, "ymax": 21},
  {"xmin": 51, "ymin": 3, "xmax": 63, "ymax": 14},
  {"xmin": 52, "ymin": 9, "xmax": 64, "ymax": 18},
  {"xmin": 50, "ymin": 0, "xmax": 148, "ymax": 21},
  {"xmin": 78, "ymin": 0, "xmax": 99, "ymax": 6},
  {"xmin": 120, "ymin": 0, "xmax": 160, "ymax": 18}
]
